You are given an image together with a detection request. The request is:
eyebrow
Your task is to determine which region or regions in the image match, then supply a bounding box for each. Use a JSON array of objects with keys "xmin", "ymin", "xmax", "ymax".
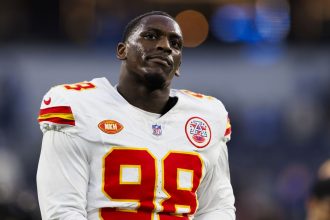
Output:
[{"xmin": 144, "ymin": 27, "xmax": 183, "ymax": 40}]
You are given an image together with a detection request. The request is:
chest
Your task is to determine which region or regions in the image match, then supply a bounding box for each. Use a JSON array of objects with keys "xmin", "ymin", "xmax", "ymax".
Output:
[
  {"xmin": 79, "ymin": 100, "xmax": 225, "ymax": 213},
  {"xmin": 74, "ymin": 99, "xmax": 225, "ymax": 172}
]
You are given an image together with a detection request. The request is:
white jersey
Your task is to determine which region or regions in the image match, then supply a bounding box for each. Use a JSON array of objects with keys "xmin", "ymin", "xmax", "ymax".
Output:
[{"xmin": 37, "ymin": 77, "xmax": 235, "ymax": 220}]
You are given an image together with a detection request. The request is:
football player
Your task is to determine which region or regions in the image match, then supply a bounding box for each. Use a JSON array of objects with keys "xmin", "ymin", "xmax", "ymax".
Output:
[{"xmin": 37, "ymin": 11, "xmax": 236, "ymax": 220}]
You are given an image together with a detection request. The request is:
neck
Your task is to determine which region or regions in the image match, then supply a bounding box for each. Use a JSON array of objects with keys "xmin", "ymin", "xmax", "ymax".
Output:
[{"xmin": 117, "ymin": 72, "xmax": 171, "ymax": 114}]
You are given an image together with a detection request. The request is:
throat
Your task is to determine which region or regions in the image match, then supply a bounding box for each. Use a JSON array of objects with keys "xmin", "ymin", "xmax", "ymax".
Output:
[
  {"xmin": 116, "ymin": 85, "xmax": 177, "ymax": 115},
  {"xmin": 161, "ymin": 96, "xmax": 178, "ymax": 115},
  {"xmin": 133, "ymin": 96, "xmax": 178, "ymax": 115}
]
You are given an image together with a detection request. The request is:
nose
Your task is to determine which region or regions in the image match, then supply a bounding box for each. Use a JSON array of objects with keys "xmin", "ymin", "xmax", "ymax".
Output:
[{"xmin": 157, "ymin": 37, "xmax": 172, "ymax": 54}]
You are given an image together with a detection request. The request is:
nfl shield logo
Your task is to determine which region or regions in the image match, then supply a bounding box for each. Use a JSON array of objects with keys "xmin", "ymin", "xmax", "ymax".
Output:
[{"xmin": 152, "ymin": 124, "xmax": 162, "ymax": 136}]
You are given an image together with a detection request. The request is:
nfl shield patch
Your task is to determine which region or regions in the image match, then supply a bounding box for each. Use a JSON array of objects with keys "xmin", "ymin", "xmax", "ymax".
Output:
[{"xmin": 152, "ymin": 124, "xmax": 162, "ymax": 136}]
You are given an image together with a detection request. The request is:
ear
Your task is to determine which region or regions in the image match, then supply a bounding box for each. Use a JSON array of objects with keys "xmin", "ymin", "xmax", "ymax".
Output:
[{"xmin": 116, "ymin": 42, "xmax": 127, "ymax": 60}]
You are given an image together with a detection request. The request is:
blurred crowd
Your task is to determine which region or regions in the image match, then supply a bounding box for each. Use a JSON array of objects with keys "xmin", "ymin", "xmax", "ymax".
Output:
[{"xmin": 0, "ymin": 71, "xmax": 40, "ymax": 219}]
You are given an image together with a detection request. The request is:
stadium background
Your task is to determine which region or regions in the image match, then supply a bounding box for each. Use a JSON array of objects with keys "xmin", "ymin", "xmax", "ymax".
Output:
[{"xmin": 0, "ymin": 0, "xmax": 330, "ymax": 219}]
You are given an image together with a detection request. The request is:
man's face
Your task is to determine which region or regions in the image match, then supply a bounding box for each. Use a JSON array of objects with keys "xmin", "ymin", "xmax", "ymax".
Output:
[{"xmin": 122, "ymin": 15, "xmax": 183, "ymax": 89}]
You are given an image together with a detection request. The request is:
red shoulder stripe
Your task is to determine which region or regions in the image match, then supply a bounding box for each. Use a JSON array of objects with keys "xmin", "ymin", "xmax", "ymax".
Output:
[
  {"xmin": 39, "ymin": 106, "xmax": 73, "ymax": 115},
  {"xmin": 38, "ymin": 117, "xmax": 75, "ymax": 126},
  {"xmin": 38, "ymin": 106, "xmax": 75, "ymax": 126},
  {"xmin": 224, "ymin": 127, "xmax": 231, "ymax": 136}
]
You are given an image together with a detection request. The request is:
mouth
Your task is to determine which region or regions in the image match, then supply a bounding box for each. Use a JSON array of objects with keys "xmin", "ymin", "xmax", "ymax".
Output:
[{"xmin": 147, "ymin": 55, "xmax": 173, "ymax": 67}]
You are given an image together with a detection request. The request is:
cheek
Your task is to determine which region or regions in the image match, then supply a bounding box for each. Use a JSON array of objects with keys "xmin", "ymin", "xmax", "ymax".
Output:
[
  {"xmin": 126, "ymin": 46, "xmax": 142, "ymax": 64},
  {"xmin": 129, "ymin": 43, "xmax": 148, "ymax": 62},
  {"xmin": 173, "ymin": 54, "xmax": 182, "ymax": 68}
]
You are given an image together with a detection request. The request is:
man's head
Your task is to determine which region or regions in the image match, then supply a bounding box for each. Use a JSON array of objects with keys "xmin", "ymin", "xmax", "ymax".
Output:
[
  {"xmin": 121, "ymin": 11, "xmax": 174, "ymax": 43},
  {"xmin": 306, "ymin": 179, "xmax": 330, "ymax": 220},
  {"xmin": 117, "ymin": 11, "xmax": 183, "ymax": 90}
]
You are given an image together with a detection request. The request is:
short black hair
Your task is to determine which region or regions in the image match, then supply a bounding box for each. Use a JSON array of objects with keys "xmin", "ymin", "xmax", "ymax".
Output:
[
  {"xmin": 310, "ymin": 179, "xmax": 330, "ymax": 200},
  {"xmin": 121, "ymin": 11, "xmax": 175, "ymax": 42}
]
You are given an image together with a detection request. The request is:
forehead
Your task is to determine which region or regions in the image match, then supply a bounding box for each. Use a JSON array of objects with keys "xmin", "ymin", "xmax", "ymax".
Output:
[{"xmin": 137, "ymin": 15, "xmax": 182, "ymax": 36}]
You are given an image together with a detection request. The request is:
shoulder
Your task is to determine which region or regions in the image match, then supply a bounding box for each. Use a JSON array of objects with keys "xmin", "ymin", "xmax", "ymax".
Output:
[
  {"xmin": 38, "ymin": 77, "xmax": 111, "ymax": 132},
  {"xmin": 49, "ymin": 77, "xmax": 110, "ymax": 98},
  {"xmin": 176, "ymin": 89, "xmax": 227, "ymax": 114},
  {"xmin": 40, "ymin": 78, "xmax": 108, "ymax": 110},
  {"xmin": 42, "ymin": 77, "xmax": 109, "ymax": 98}
]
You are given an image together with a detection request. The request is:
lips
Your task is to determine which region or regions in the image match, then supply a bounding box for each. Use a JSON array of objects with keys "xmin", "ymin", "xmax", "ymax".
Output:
[{"xmin": 147, "ymin": 55, "xmax": 173, "ymax": 67}]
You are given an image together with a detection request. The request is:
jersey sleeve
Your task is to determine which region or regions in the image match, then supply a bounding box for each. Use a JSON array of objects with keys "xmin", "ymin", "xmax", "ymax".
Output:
[
  {"xmin": 194, "ymin": 141, "xmax": 236, "ymax": 219},
  {"xmin": 38, "ymin": 86, "xmax": 76, "ymax": 134},
  {"xmin": 37, "ymin": 130, "xmax": 89, "ymax": 220}
]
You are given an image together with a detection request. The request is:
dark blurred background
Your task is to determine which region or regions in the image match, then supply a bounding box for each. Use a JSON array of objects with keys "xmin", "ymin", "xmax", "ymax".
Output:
[{"xmin": 0, "ymin": 0, "xmax": 330, "ymax": 219}]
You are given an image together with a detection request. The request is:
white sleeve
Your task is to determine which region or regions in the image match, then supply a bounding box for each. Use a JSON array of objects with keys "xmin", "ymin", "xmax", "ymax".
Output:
[
  {"xmin": 37, "ymin": 130, "xmax": 89, "ymax": 220},
  {"xmin": 194, "ymin": 142, "xmax": 236, "ymax": 220}
]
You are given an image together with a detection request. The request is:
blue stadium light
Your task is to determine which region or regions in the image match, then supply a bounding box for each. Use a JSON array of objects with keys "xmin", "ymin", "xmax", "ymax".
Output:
[
  {"xmin": 255, "ymin": 0, "xmax": 291, "ymax": 43},
  {"xmin": 211, "ymin": 5, "xmax": 251, "ymax": 43},
  {"xmin": 211, "ymin": 1, "xmax": 290, "ymax": 44}
]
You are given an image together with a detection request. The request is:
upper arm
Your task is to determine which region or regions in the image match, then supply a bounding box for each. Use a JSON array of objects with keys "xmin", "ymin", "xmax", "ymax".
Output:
[
  {"xmin": 37, "ymin": 83, "xmax": 95, "ymax": 219},
  {"xmin": 37, "ymin": 130, "xmax": 89, "ymax": 220}
]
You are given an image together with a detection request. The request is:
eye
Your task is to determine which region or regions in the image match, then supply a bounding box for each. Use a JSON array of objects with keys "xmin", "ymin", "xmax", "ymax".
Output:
[
  {"xmin": 170, "ymin": 39, "xmax": 182, "ymax": 50},
  {"xmin": 143, "ymin": 32, "xmax": 158, "ymax": 40}
]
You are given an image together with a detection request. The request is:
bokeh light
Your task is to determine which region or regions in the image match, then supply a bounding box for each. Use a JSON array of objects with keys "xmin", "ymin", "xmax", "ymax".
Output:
[
  {"xmin": 211, "ymin": 5, "xmax": 253, "ymax": 43},
  {"xmin": 211, "ymin": 1, "xmax": 291, "ymax": 44},
  {"xmin": 255, "ymin": 0, "xmax": 291, "ymax": 42},
  {"xmin": 175, "ymin": 10, "xmax": 209, "ymax": 47}
]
